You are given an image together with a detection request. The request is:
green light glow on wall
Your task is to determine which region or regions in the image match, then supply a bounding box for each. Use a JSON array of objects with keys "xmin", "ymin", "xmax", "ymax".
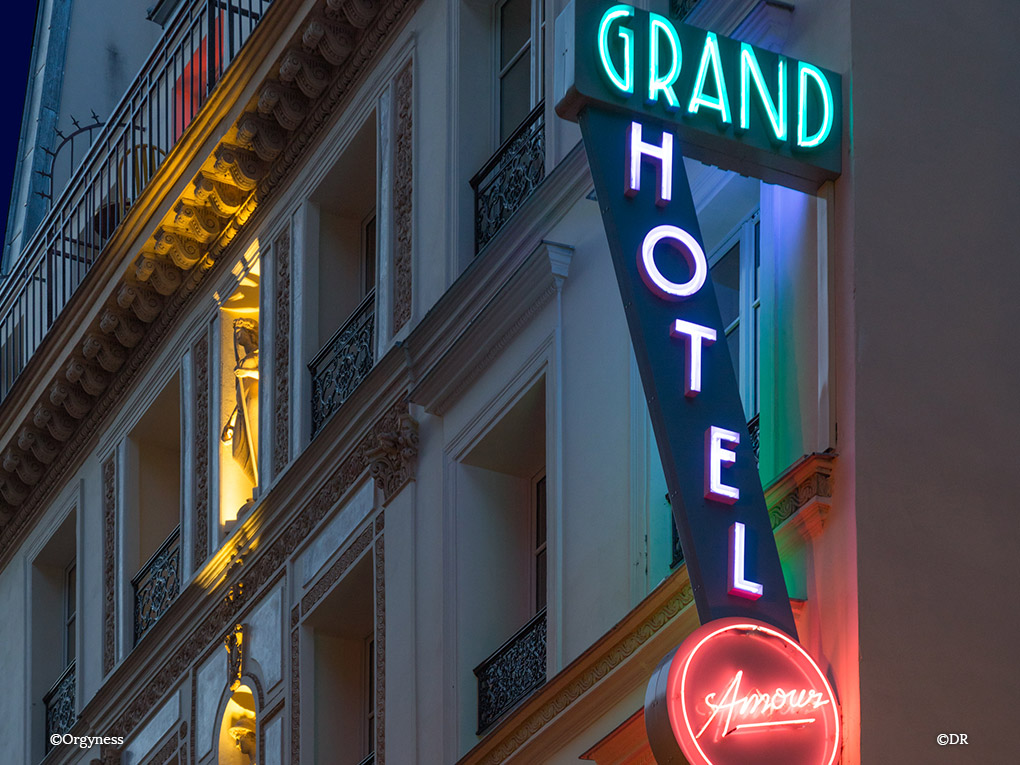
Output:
[
  {"xmin": 797, "ymin": 62, "xmax": 834, "ymax": 148},
  {"xmin": 598, "ymin": 5, "xmax": 635, "ymax": 94},
  {"xmin": 687, "ymin": 32, "xmax": 731, "ymax": 124},
  {"xmin": 648, "ymin": 13, "xmax": 681, "ymax": 109},
  {"xmin": 740, "ymin": 43, "xmax": 787, "ymax": 141}
]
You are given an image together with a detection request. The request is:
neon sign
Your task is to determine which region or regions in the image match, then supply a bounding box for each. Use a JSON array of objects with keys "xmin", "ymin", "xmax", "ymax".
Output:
[
  {"xmin": 646, "ymin": 618, "xmax": 841, "ymax": 765},
  {"xmin": 557, "ymin": 1, "xmax": 842, "ymax": 192},
  {"xmin": 556, "ymin": 3, "xmax": 844, "ymax": 761}
]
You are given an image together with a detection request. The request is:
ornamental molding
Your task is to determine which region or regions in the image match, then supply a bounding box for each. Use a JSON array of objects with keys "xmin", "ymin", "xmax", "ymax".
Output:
[
  {"xmin": 193, "ymin": 333, "xmax": 210, "ymax": 567},
  {"xmin": 392, "ymin": 58, "xmax": 413, "ymax": 333},
  {"xmin": 0, "ymin": 0, "xmax": 421, "ymax": 571},
  {"xmin": 272, "ymin": 225, "xmax": 292, "ymax": 479},
  {"xmin": 102, "ymin": 455, "xmax": 117, "ymax": 675}
]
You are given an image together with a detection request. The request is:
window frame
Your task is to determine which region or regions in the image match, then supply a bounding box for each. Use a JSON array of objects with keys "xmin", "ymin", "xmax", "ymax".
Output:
[
  {"xmin": 708, "ymin": 208, "xmax": 761, "ymax": 420},
  {"xmin": 494, "ymin": 0, "xmax": 545, "ymax": 145},
  {"xmin": 531, "ymin": 470, "xmax": 547, "ymax": 614},
  {"xmin": 63, "ymin": 558, "xmax": 76, "ymax": 667}
]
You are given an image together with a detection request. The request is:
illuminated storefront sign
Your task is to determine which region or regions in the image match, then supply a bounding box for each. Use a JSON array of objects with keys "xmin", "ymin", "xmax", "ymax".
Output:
[
  {"xmin": 554, "ymin": 2, "xmax": 843, "ymax": 762},
  {"xmin": 556, "ymin": 2, "xmax": 842, "ymax": 192},
  {"xmin": 645, "ymin": 618, "xmax": 840, "ymax": 765}
]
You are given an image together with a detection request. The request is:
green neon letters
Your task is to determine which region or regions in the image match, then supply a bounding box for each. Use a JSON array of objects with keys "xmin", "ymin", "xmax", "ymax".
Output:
[
  {"xmin": 648, "ymin": 13, "xmax": 681, "ymax": 108},
  {"xmin": 589, "ymin": 4, "xmax": 838, "ymax": 159},
  {"xmin": 598, "ymin": 5, "xmax": 635, "ymax": 94},
  {"xmin": 687, "ymin": 32, "xmax": 731, "ymax": 124},
  {"xmin": 796, "ymin": 62, "xmax": 834, "ymax": 147},
  {"xmin": 740, "ymin": 43, "xmax": 787, "ymax": 141}
]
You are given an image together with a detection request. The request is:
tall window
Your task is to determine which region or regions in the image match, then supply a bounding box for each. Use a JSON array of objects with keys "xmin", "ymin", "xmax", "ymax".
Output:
[
  {"xmin": 497, "ymin": 0, "xmax": 544, "ymax": 143},
  {"xmin": 710, "ymin": 210, "xmax": 761, "ymax": 419}
]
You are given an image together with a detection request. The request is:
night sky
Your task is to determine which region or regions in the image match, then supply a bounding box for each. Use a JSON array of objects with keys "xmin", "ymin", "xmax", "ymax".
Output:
[{"xmin": 0, "ymin": 1, "xmax": 39, "ymax": 254}]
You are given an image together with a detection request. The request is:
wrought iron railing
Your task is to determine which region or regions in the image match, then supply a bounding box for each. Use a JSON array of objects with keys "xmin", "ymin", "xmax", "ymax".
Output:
[
  {"xmin": 669, "ymin": 414, "xmax": 761, "ymax": 568},
  {"xmin": 43, "ymin": 661, "xmax": 76, "ymax": 752},
  {"xmin": 748, "ymin": 412, "xmax": 760, "ymax": 465},
  {"xmin": 132, "ymin": 526, "xmax": 181, "ymax": 643},
  {"xmin": 0, "ymin": 0, "xmax": 273, "ymax": 401},
  {"xmin": 470, "ymin": 102, "xmax": 546, "ymax": 252},
  {"xmin": 309, "ymin": 291, "xmax": 376, "ymax": 436},
  {"xmin": 474, "ymin": 608, "xmax": 547, "ymax": 733}
]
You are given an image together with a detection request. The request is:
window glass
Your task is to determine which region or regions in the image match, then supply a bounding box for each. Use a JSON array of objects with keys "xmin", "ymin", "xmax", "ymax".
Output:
[
  {"xmin": 500, "ymin": 0, "xmax": 530, "ymax": 68},
  {"xmin": 500, "ymin": 56, "xmax": 531, "ymax": 142}
]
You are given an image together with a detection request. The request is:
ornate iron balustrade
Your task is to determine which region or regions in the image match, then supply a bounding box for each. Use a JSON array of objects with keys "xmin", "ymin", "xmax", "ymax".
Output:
[
  {"xmin": 0, "ymin": 0, "xmax": 273, "ymax": 401},
  {"xmin": 132, "ymin": 526, "xmax": 181, "ymax": 643},
  {"xmin": 471, "ymin": 103, "xmax": 546, "ymax": 252},
  {"xmin": 309, "ymin": 292, "xmax": 376, "ymax": 436},
  {"xmin": 669, "ymin": 414, "xmax": 761, "ymax": 568},
  {"xmin": 474, "ymin": 608, "xmax": 547, "ymax": 733},
  {"xmin": 748, "ymin": 413, "xmax": 760, "ymax": 464},
  {"xmin": 43, "ymin": 661, "xmax": 76, "ymax": 752}
]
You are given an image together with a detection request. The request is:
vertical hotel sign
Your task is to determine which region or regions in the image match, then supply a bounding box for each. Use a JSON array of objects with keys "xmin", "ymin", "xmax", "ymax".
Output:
[{"xmin": 554, "ymin": 3, "xmax": 841, "ymax": 764}]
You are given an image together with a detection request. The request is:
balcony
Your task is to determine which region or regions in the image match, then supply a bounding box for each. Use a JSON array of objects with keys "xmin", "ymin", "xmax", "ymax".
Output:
[
  {"xmin": 474, "ymin": 608, "xmax": 547, "ymax": 733},
  {"xmin": 0, "ymin": 0, "xmax": 273, "ymax": 401},
  {"xmin": 471, "ymin": 103, "xmax": 546, "ymax": 253},
  {"xmin": 43, "ymin": 661, "xmax": 76, "ymax": 752},
  {"xmin": 132, "ymin": 526, "xmax": 182, "ymax": 643},
  {"xmin": 309, "ymin": 292, "xmax": 376, "ymax": 436}
]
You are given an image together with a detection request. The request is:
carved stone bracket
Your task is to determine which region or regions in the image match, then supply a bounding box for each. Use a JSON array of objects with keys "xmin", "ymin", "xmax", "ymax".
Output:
[
  {"xmin": 192, "ymin": 173, "xmax": 248, "ymax": 217},
  {"xmin": 237, "ymin": 112, "xmax": 288, "ymax": 163},
  {"xmin": 256, "ymin": 81, "xmax": 309, "ymax": 132},
  {"xmin": 278, "ymin": 48, "xmax": 333, "ymax": 98},
  {"xmin": 302, "ymin": 16, "xmax": 356, "ymax": 65},
  {"xmin": 367, "ymin": 412, "xmax": 418, "ymax": 501}
]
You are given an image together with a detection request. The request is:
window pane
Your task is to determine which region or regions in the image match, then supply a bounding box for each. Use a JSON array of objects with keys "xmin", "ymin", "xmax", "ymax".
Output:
[
  {"xmin": 726, "ymin": 325, "xmax": 740, "ymax": 384},
  {"xmin": 535, "ymin": 476, "xmax": 546, "ymax": 547},
  {"xmin": 536, "ymin": 549, "xmax": 547, "ymax": 611},
  {"xmin": 66, "ymin": 563, "xmax": 76, "ymax": 615},
  {"xmin": 66, "ymin": 616, "xmax": 76, "ymax": 664},
  {"xmin": 500, "ymin": 55, "xmax": 531, "ymax": 142},
  {"xmin": 500, "ymin": 0, "xmax": 530, "ymax": 69},
  {"xmin": 712, "ymin": 243, "xmax": 740, "ymax": 331},
  {"xmin": 363, "ymin": 215, "xmax": 377, "ymax": 296}
]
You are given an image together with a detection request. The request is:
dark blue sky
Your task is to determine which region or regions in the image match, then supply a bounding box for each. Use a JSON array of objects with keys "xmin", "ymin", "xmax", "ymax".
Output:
[{"xmin": 0, "ymin": 2, "xmax": 39, "ymax": 252}]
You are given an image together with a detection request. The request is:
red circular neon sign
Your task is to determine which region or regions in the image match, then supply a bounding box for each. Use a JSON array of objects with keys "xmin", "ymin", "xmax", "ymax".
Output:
[{"xmin": 645, "ymin": 618, "xmax": 840, "ymax": 765}]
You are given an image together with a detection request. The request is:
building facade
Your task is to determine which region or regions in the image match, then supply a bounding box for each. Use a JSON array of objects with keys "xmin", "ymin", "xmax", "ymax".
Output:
[{"xmin": 0, "ymin": 0, "xmax": 1016, "ymax": 764}]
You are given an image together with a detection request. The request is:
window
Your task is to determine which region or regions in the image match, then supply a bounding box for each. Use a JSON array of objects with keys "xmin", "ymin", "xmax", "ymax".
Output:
[
  {"xmin": 458, "ymin": 378, "xmax": 548, "ymax": 738},
  {"xmin": 306, "ymin": 550, "xmax": 376, "ymax": 764},
  {"xmin": 305, "ymin": 112, "xmax": 379, "ymax": 434},
  {"xmin": 709, "ymin": 209, "xmax": 761, "ymax": 419},
  {"xmin": 496, "ymin": 0, "xmax": 544, "ymax": 143},
  {"xmin": 31, "ymin": 509, "xmax": 77, "ymax": 760},
  {"xmin": 128, "ymin": 373, "xmax": 183, "ymax": 643}
]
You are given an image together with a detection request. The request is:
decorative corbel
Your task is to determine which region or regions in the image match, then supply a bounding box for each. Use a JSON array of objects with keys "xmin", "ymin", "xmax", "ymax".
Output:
[{"xmin": 368, "ymin": 413, "xmax": 419, "ymax": 502}]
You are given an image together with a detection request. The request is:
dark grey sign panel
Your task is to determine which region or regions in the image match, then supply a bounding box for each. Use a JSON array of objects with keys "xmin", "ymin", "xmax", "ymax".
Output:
[{"xmin": 579, "ymin": 106, "xmax": 797, "ymax": 637}]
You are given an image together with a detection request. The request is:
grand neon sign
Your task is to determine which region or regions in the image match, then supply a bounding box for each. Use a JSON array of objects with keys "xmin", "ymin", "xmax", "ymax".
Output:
[
  {"xmin": 554, "ymin": 2, "xmax": 843, "ymax": 763},
  {"xmin": 556, "ymin": 2, "xmax": 841, "ymax": 192}
]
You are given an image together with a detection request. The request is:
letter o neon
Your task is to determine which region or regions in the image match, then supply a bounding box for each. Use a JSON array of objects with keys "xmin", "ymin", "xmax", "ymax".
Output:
[{"xmin": 638, "ymin": 225, "xmax": 707, "ymax": 300}]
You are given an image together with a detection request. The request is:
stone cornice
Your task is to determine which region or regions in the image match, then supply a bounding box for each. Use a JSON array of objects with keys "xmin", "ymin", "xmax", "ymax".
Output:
[{"xmin": 0, "ymin": 0, "xmax": 421, "ymax": 572}]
